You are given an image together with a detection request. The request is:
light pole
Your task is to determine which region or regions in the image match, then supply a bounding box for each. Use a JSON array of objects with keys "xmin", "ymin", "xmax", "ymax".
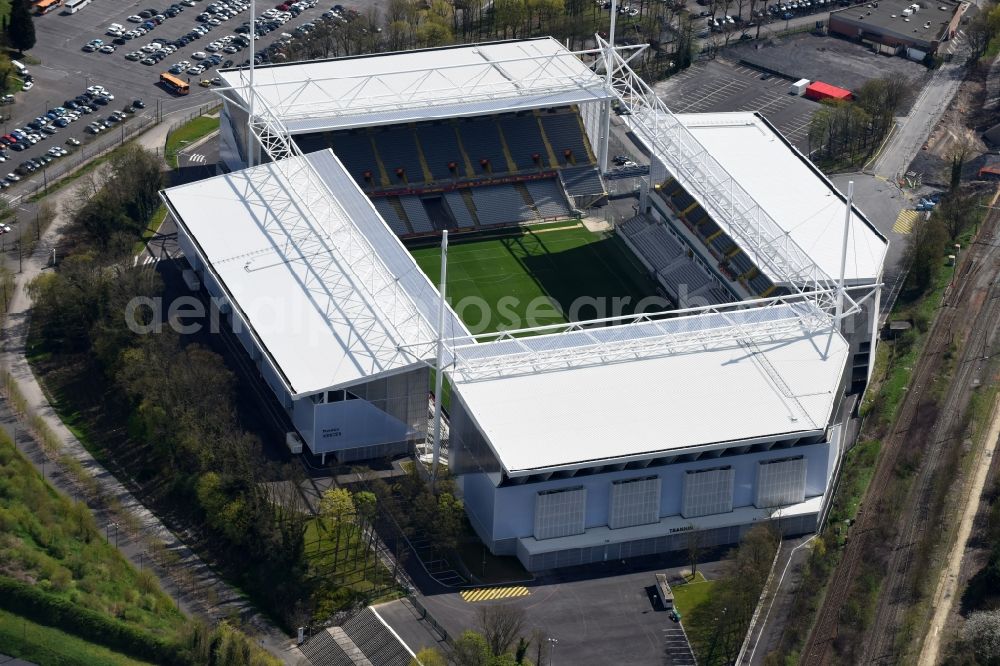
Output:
[{"xmin": 547, "ymin": 637, "xmax": 558, "ymax": 666}]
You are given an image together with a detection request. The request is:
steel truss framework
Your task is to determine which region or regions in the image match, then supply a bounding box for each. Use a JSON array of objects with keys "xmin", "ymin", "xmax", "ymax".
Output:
[
  {"xmin": 217, "ymin": 45, "xmax": 880, "ymax": 392},
  {"xmin": 595, "ymin": 37, "xmax": 868, "ymax": 319},
  {"xmin": 225, "ymin": 44, "xmax": 610, "ymax": 129},
  {"xmin": 219, "ymin": 82, "xmax": 440, "ymax": 397}
]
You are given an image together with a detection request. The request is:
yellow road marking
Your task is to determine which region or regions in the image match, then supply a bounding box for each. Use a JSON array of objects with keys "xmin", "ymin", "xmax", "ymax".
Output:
[
  {"xmin": 460, "ymin": 586, "xmax": 531, "ymax": 603},
  {"xmin": 893, "ymin": 209, "xmax": 920, "ymax": 234}
]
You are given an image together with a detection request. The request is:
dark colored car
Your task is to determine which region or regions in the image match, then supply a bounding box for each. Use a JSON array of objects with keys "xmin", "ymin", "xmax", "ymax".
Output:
[{"xmin": 132, "ymin": 99, "xmax": 146, "ymax": 108}]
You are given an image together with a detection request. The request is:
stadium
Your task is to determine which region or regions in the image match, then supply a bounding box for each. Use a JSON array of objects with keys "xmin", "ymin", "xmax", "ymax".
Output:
[{"xmin": 161, "ymin": 36, "xmax": 888, "ymax": 571}]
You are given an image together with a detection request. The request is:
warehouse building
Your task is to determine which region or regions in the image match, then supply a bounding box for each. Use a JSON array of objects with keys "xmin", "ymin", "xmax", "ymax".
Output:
[{"xmin": 828, "ymin": 0, "xmax": 968, "ymax": 59}]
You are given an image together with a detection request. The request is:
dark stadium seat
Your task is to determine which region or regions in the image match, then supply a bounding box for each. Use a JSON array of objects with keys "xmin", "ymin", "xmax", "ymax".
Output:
[
  {"xmin": 458, "ymin": 117, "xmax": 509, "ymax": 175},
  {"xmin": 560, "ymin": 166, "xmax": 605, "ymax": 197},
  {"xmin": 539, "ymin": 111, "xmax": 592, "ymax": 165},
  {"xmin": 444, "ymin": 191, "xmax": 476, "ymax": 228},
  {"xmin": 471, "ymin": 184, "xmax": 535, "ymax": 226},
  {"xmin": 373, "ymin": 126, "xmax": 426, "ymax": 185},
  {"xmin": 418, "ymin": 122, "xmax": 465, "ymax": 180},
  {"xmin": 399, "ymin": 196, "xmax": 435, "ymax": 234},
  {"xmin": 499, "ymin": 113, "xmax": 548, "ymax": 171},
  {"xmin": 371, "ymin": 196, "xmax": 411, "ymax": 236},
  {"xmin": 525, "ymin": 179, "xmax": 571, "ymax": 218},
  {"xmin": 328, "ymin": 130, "xmax": 380, "ymax": 186}
]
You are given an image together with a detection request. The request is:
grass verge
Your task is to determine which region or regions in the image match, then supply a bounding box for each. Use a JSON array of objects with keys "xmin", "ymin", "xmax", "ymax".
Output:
[
  {"xmin": 165, "ymin": 114, "xmax": 220, "ymax": 168},
  {"xmin": 0, "ymin": 607, "xmax": 155, "ymax": 666},
  {"xmin": 132, "ymin": 204, "xmax": 168, "ymax": 255},
  {"xmin": 673, "ymin": 579, "xmax": 719, "ymax": 649}
]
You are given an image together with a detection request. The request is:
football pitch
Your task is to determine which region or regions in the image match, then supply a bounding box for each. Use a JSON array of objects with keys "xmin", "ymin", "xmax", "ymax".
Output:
[{"xmin": 409, "ymin": 223, "xmax": 664, "ymax": 335}]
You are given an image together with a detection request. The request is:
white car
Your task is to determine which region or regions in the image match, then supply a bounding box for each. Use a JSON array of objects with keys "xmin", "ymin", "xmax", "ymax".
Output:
[
  {"xmin": 107, "ymin": 28, "xmax": 123, "ymax": 36},
  {"xmin": 22, "ymin": 81, "xmax": 33, "ymax": 91},
  {"xmin": 99, "ymin": 44, "xmax": 116, "ymax": 53},
  {"xmin": 127, "ymin": 14, "xmax": 143, "ymax": 22},
  {"xmin": 191, "ymin": 51, "xmax": 208, "ymax": 59}
]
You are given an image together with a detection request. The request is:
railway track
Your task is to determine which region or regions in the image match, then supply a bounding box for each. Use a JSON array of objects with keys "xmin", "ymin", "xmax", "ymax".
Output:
[
  {"xmin": 802, "ymin": 197, "xmax": 1000, "ymax": 665},
  {"xmin": 864, "ymin": 220, "xmax": 1000, "ymax": 664}
]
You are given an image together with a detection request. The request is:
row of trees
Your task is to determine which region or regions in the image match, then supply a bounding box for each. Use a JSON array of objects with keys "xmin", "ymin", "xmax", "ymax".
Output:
[
  {"xmin": 964, "ymin": 0, "xmax": 1000, "ymax": 65},
  {"xmin": 27, "ymin": 145, "xmax": 317, "ymax": 623},
  {"xmin": 7, "ymin": 0, "xmax": 36, "ymax": 56},
  {"xmin": 277, "ymin": 0, "xmax": 697, "ymax": 77},
  {"xmin": 688, "ymin": 524, "xmax": 780, "ymax": 665},
  {"xmin": 946, "ymin": 479, "xmax": 1000, "ymax": 664},
  {"xmin": 808, "ymin": 76, "xmax": 911, "ymax": 167}
]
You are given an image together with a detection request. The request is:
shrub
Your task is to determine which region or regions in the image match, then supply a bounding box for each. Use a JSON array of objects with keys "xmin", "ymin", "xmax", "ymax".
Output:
[{"xmin": 0, "ymin": 576, "xmax": 185, "ymax": 664}]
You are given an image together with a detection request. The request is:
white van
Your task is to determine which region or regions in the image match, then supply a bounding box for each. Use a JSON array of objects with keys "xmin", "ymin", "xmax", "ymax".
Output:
[{"xmin": 11, "ymin": 60, "xmax": 27, "ymax": 76}]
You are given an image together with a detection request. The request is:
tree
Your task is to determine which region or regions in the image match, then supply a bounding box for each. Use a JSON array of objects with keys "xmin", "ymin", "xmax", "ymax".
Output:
[
  {"xmin": 411, "ymin": 647, "xmax": 448, "ymax": 666},
  {"xmin": 476, "ymin": 604, "xmax": 526, "ymax": 657},
  {"xmin": 902, "ymin": 206, "xmax": 947, "ymax": 296},
  {"xmin": 963, "ymin": 610, "xmax": 1000, "ymax": 666},
  {"xmin": 7, "ymin": 0, "xmax": 35, "ymax": 55},
  {"xmin": 449, "ymin": 630, "xmax": 492, "ymax": 666},
  {"xmin": 319, "ymin": 487, "xmax": 356, "ymax": 569},
  {"xmin": 354, "ymin": 490, "xmax": 378, "ymax": 579},
  {"xmin": 686, "ymin": 527, "xmax": 702, "ymax": 578},
  {"xmin": 530, "ymin": 629, "xmax": 548, "ymax": 666}
]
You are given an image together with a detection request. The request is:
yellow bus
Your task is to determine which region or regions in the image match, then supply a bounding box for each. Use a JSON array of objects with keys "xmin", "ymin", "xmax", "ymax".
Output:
[
  {"xmin": 159, "ymin": 72, "xmax": 190, "ymax": 96},
  {"xmin": 35, "ymin": 0, "xmax": 63, "ymax": 14}
]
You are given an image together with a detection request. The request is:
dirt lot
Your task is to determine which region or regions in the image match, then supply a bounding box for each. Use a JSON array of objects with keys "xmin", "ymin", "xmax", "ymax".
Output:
[
  {"xmin": 729, "ymin": 32, "xmax": 930, "ymax": 94},
  {"xmin": 909, "ymin": 67, "xmax": 995, "ymax": 188}
]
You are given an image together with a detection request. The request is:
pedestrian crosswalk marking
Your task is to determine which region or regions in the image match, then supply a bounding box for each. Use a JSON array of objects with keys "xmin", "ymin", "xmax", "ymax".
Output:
[
  {"xmin": 188, "ymin": 153, "xmax": 206, "ymax": 163},
  {"xmin": 460, "ymin": 586, "xmax": 531, "ymax": 603},
  {"xmin": 892, "ymin": 209, "xmax": 920, "ymax": 234}
]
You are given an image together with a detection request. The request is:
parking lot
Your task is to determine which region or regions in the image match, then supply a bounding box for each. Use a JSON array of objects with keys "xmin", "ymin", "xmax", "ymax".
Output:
[
  {"xmin": 408, "ymin": 555, "xmax": 726, "ymax": 666},
  {"xmin": 728, "ymin": 31, "xmax": 930, "ymax": 95},
  {"xmin": 655, "ymin": 59, "xmax": 818, "ymax": 150},
  {"xmin": 1, "ymin": 0, "xmax": 357, "ymax": 199}
]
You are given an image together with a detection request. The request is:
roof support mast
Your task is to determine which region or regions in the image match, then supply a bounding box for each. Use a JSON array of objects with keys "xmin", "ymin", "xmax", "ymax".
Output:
[
  {"xmin": 247, "ymin": 0, "xmax": 255, "ymax": 168},
  {"xmin": 599, "ymin": 0, "xmax": 618, "ymax": 173},
  {"xmin": 836, "ymin": 181, "xmax": 853, "ymax": 321},
  {"xmin": 431, "ymin": 230, "xmax": 449, "ymax": 484}
]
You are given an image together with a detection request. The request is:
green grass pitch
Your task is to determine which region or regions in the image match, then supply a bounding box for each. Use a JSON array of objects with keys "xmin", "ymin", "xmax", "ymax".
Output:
[{"xmin": 409, "ymin": 223, "xmax": 663, "ymax": 335}]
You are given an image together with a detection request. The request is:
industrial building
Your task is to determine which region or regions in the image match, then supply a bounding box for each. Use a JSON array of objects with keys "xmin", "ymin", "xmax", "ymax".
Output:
[
  {"xmin": 163, "ymin": 37, "xmax": 887, "ymax": 571},
  {"xmin": 828, "ymin": 0, "xmax": 968, "ymax": 59}
]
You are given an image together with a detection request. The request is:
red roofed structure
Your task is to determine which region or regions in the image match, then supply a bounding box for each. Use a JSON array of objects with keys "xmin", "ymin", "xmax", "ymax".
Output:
[{"xmin": 804, "ymin": 81, "xmax": 853, "ymax": 103}]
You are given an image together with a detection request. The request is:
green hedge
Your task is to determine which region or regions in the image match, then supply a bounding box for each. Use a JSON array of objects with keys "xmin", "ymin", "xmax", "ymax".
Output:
[{"xmin": 0, "ymin": 576, "xmax": 185, "ymax": 665}]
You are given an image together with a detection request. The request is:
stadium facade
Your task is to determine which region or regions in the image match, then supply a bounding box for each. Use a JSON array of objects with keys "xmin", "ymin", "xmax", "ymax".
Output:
[{"xmin": 163, "ymin": 37, "xmax": 887, "ymax": 571}]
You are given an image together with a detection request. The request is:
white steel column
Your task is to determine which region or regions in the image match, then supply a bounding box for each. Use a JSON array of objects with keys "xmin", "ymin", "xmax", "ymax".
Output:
[
  {"xmin": 431, "ymin": 230, "xmax": 449, "ymax": 482},
  {"xmin": 247, "ymin": 0, "xmax": 256, "ymax": 168},
  {"xmin": 836, "ymin": 181, "xmax": 853, "ymax": 322},
  {"xmin": 599, "ymin": 0, "xmax": 618, "ymax": 174}
]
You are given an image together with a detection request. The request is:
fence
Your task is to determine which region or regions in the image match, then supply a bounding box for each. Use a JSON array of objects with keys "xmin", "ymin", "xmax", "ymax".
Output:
[
  {"xmin": 408, "ymin": 595, "xmax": 449, "ymax": 642},
  {"xmin": 1, "ymin": 102, "xmax": 219, "ymax": 208}
]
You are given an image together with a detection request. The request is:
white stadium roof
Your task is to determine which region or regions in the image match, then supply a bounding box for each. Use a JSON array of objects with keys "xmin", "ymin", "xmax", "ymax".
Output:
[
  {"xmin": 452, "ymin": 318, "xmax": 849, "ymax": 475},
  {"xmin": 219, "ymin": 37, "xmax": 612, "ymax": 134},
  {"xmin": 672, "ymin": 112, "xmax": 888, "ymax": 284},
  {"xmin": 162, "ymin": 150, "xmax": 469, "ymax": 398}
]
